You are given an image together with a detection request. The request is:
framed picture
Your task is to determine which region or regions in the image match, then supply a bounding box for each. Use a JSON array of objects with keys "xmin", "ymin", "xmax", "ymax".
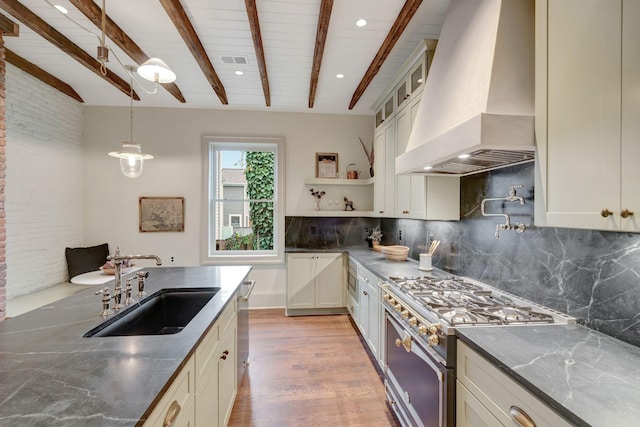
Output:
[
  {"xmin": 139, "ymin": 197, "xmax": 185, "ymax": 232},
  {"xmin": 316, "ymin": 152, "xmax": 339, "ymax": 178}
]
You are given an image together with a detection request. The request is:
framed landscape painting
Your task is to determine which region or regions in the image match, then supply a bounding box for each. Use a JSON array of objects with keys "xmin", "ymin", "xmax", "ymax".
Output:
[{"xmin": 139, "ymin": 197, "xmax": 185, "ymax": 232}]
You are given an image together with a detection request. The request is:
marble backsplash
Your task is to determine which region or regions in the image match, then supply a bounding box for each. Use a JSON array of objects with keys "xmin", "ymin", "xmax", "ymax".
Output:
[{"xmin": 286, "ymin": 163, "xmax": 640, "ymax": 347}]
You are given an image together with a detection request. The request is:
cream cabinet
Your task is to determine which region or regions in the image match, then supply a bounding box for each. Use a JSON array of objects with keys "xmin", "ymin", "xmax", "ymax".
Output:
[
  {"xmin": 194, "ymin": 298, "xmax": 237, "ymax": 427},
  {"xmin": 536, "ymin": 0, "xmax": 640, "ymax": 232},
  {"xmin": 372, "ymin": 39, "xmax": 459, "ymax": 220},
  {"xmin": 375, "ymin": 92, "xmax": 395, "ymax": 130},
  {"xmin": 286, "ymin": 252, "xmax": 344, "ymax": 314},
  {"xmin": 356, "ymin": 264, "xmax": 383, "ymax": 367},
  {"xmin": 456, "ymin": 341, "xmax": 571, "ymax": 427},
  {"xmin": 373, "ymin": 120, "xmax": 396, "ymax": 216},
  {"xmin": 143, "ymin": 356, "xmax": 196, "ymax": 427}
]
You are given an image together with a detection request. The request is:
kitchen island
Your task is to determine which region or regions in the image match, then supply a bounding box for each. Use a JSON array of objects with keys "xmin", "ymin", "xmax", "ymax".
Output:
[{"xmin": 0, "ymin": 265, "xmax": 251, "ymax": 427}]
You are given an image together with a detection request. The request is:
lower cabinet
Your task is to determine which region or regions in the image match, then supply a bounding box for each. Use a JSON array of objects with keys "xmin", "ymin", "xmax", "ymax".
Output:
[
  {"xmin": 195, "ymin": 298, "xmax": 237, "ymax": 427},
  {"xmin": 356, "ymin": 264, "xmax": 382, "ymax": 367},
  {"xmin": 286, "ymin": 252, "xmax": 345, "ymax": 314},
  {"xmin": 456, "ymin": 341, "xmax": 571, "ymax": 427},
  {"xmin": 144, "ymin": 297, "xmax": 237, "ymax": 427},
  {"xmin": 143, "ymin": 356, "xmax": 196, "ymax": 427}
]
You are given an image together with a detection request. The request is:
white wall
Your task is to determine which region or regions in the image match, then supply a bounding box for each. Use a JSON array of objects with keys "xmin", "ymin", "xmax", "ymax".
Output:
[
  {"xmin": 83, "ymin": 106, "xmax": 372, "ymax": 307},
  {"xmin": 5, "ymin": 65, "xmax": 84, "ymax": 298}
]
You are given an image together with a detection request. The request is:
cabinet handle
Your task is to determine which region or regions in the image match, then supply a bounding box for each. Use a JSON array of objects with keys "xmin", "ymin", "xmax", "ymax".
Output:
[
  {"xmin": 220, "ymin": 349, "xmax": 229, "ymax": 360},
  {"xmin": 363, "ymin": 291, "xmax": 368, "ymax": 296},
  {"xmin": 509, "ymin": 406, "xmax": 536, "ymax": 427},
  {"xmin": 162, "ymin": 400, "xmax": 181, "ymax": 427},
  {"xmin": 601, "ymin": 208, "xmax": 614, "ymax": 218},
  {"xmin": 621, "ymin": 208, "xmax": 634, "ymax": 219}
]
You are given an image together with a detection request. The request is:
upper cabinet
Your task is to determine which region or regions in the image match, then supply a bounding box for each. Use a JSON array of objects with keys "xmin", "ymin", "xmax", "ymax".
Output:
[
  {"xmin": 372, "ymin": 39, "xmax": 460, "ymax": 220},
  {"xmin": 375, "ymin": 93, "xmax": 396, "ymax": 130},
  {"xmin": 536, "ymin": 0, "xmax": 640, "ymax": 232}
]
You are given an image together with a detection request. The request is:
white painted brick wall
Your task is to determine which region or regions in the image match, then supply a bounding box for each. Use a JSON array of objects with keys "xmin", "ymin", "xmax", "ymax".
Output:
[{"xmin": 5, "ymin": 65, "xmax": 84, "ymax": 298}]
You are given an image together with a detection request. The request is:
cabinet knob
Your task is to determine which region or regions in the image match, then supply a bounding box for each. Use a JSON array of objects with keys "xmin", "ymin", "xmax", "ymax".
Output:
[
  {"xmin": 601, "ymin": 208, "xmax": 614, "ymax": 218},
  {"xmin": 621, "ymin": 208, "xmax": 635, "ymax": 219},
  {"xmin": 162, "ymin": 400, "xmax": 181, "ymax": 427},
  {"xmin": 509, "ymin": 406, "xmax": 536, "ymax": 427},
  {"xmin": 363, "ymin": 290, "xmax": 368, "ymax": 296}
]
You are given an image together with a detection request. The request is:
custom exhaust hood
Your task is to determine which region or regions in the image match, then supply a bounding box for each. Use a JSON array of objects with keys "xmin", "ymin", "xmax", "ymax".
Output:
[{"xmin": 396, "ymin": 0, "xmax": 535, "ymax": 176}]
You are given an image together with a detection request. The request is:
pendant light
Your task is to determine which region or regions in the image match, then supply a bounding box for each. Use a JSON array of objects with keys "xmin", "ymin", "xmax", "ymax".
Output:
[{"xmin": 108, "ymin": 74, "xmax": 153, "ymax": 178}]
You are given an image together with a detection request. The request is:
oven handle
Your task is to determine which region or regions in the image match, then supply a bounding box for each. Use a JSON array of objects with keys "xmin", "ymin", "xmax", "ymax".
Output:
[
  {"xmin": 240, "ymin": 280, "xmax": 256, "ymax": 302},
  {"xmin": 386, "ymin": 311, "xmax": 447, "ymax": 372}
]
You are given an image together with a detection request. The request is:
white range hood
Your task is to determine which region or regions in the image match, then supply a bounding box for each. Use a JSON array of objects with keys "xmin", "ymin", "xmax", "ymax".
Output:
[{"xmin": 396, "ymin": 0, "xmax": 535, "ymax": 176}]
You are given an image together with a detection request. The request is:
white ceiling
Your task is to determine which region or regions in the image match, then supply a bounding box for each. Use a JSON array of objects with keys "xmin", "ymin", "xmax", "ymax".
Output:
[{"xmin": 2, "ymin": 0, "xmax": 449, "ymax": 115}]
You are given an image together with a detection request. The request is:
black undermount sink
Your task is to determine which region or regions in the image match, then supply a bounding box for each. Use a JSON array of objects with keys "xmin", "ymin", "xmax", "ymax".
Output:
[{"xmin": 83, "ymin": 287, "xmax": 220, "ymax": 337}]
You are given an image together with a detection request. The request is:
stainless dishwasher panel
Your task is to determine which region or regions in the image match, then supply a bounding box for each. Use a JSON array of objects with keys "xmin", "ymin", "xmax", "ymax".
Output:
[{"xmin": 237, "ymin": 280, "xmax": 255, "ymax": 385}]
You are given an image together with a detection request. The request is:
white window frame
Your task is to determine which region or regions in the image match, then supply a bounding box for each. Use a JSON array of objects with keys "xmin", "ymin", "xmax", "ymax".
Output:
[{"xmin": 201, "ymin": 136, "xmax": 285, "ymax": 265}]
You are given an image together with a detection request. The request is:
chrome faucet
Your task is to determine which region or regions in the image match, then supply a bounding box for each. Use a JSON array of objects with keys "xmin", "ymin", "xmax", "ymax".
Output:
[
  {"xmin": 480, "ymin": 185, "xmax": 527, "ymax": 239},
  {"xmin": 107, "ymin": 246, "xmax": 162, "ymax": 300}
]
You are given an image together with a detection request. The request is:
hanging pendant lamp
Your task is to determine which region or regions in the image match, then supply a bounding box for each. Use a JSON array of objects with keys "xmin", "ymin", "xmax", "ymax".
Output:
[{"xmin": 108, "ymin": 76, "xmax": 153, "ymax": 178}]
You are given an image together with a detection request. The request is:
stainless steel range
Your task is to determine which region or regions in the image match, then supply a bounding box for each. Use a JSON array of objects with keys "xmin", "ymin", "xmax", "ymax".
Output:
[{"xmin": 381, "ymin": 272, "xmax": 574, "ymax": 427}]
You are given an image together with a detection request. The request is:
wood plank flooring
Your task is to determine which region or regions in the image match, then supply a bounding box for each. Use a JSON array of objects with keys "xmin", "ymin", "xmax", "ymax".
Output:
[{"xmin": 228, "ymin": 309, "xmax": 400, "ymax": 427}]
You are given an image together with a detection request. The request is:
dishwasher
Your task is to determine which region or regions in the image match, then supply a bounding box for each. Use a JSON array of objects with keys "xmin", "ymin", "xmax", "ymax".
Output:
[{"xmin": 237, "ymin": 280, "xmax": 255, "ymax": 385}]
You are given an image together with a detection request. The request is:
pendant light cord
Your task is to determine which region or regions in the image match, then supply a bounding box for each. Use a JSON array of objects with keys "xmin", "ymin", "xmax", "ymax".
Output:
[{"xmin": 129, "ymin": 75, "xmax": 134, "ymax": 143}]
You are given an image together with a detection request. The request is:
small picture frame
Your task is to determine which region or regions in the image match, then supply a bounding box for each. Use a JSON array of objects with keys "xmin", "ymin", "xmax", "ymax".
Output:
[
  {"xmin": 316, "ymin": 152, "xmax": 339, "ymax": 178},
  {"xmin": 139, "ymin": 197, "xmax": 185, "ymax": 232}
]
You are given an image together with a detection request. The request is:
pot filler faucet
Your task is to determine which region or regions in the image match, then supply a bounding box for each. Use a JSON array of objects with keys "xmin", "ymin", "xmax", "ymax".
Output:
[
  {"xmin": 480, "ymin": 185, "xmax": 526, "ymax": 239},
  {"xmin": 107, "ymin": 246, "xmax": 162, "ymax": 295}
]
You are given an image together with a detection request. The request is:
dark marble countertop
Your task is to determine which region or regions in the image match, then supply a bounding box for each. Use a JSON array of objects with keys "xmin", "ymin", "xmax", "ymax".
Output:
[
  {"xmin": 0, "ymin": 266, "xmax": 251, "ymax": 427},
  {"xmin": 457, "ymin": 325, "xmax": 640, "ymax": 427}
]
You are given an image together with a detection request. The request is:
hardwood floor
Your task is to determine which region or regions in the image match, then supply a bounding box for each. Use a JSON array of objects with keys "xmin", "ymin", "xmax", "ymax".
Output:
[{"xmin": 228, "ymin": 309, "xmax": 400, "ymax": 427}]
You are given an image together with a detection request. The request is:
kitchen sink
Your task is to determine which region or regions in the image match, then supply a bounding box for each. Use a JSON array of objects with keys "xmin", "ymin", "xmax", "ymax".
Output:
[{"xmin": 83, "ymin": 287, "xmax": 220, "ymax": 337}]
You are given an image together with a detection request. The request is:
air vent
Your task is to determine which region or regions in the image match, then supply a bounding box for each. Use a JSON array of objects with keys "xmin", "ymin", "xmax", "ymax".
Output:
[
  {"xmin": 427, "ymin": 150, "xmax": 535, "ymax": 176},
  {"xmin": 220, "ymin": 55, "xmax": 249, "ymax": 65}
]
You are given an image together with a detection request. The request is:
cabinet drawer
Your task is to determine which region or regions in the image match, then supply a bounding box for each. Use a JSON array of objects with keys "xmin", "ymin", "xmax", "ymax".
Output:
[
  {"xmin": 457, "ymin": 342, "xmax": 571, "ymax": 427},
  {"xmin": 143, "ymin": 356, "xmax": 195, "ymax": 427}
]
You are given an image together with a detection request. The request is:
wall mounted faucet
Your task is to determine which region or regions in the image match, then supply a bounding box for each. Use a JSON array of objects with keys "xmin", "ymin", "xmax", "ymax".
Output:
[{"xmin": 481, "ymin": 185, "xmax": 526, "ymax": 239}]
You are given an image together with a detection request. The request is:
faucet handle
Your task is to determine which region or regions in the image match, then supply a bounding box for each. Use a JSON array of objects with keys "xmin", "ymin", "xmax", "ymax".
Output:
[
  {"xmin": 95, "ymin": 287, "xmax": 113, "ymax": 317},
  {"xmin": 509, "ymin": 184, "xmax": 524, "ymax": 196},
  {"xmin": 137, "ymin": 271, "xmax": 148, "ymax": 298}
]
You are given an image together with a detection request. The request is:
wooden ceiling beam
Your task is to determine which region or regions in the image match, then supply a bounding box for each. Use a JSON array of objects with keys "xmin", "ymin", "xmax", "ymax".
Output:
[
  {"xmin": 245, "ymin": 0, "xmax": 270, "ymax": 107},
  {"xmin": 348, "ymin": 0, "xmax": 423, "ymax": 110},
  {"xmin": 67, "ymin": 0, "xmax": 186, "ymax": 103},
  {"xmin": 0, "ymin": 12, "xmax": 18, "ymax": 36},
  {"xmin": 6, "ymin": 49, "xmax": 83, "ymax": 102},
  {"xmin": 0, "ymin": 0, "xmax": 139, "ymax": 100},
  {"xmin": 158, "ymin": 0, "xmax": 228, "ymax": 105},
  {"xmin": 308, "ymin": 0, "xmax": 333, "ymax": 109}
]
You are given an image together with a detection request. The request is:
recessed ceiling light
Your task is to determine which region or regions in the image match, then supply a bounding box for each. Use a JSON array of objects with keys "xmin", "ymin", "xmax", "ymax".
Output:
[
  {"xmin": 336, "ymin": 73, "xmax": 344, "ymax": 79},
  {"xmin": 235, "ymin": 70, "xmax": 244, "ymax": 76},
  {"xmin": 54, "ymin": 4, "xmax": 68, "ymax": 14},
  {"xmin": 356, "ymin": 18, "xmax": 367, "ymax": 27},
  {"xmin": 458, "ymin": 153, "xmax": 471, "ymax": 159},
  {"xmin": 423, "ymin": 166, "xmax": 433, "ymax": 170}
]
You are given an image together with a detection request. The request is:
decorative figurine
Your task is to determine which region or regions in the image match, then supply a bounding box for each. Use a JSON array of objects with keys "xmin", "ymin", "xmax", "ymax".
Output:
[
  {"xmin": 310, "ymin": 188, "xmax": 326, "ymax": 211},
  {"xmin": 344, "ymin": 197, "xmax": 355, "ymax": 211}
]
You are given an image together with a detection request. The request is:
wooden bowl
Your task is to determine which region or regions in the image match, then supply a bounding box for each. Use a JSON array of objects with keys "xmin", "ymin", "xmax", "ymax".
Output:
[{"xmin": 381, "ymin": 245, "xmax": 409, "ymax": 261}]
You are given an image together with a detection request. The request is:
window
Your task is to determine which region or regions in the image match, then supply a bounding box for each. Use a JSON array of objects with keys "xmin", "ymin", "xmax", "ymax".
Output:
[{"xmin": 202, "ymin": 136, "xmax": 285, "ymax": 264}]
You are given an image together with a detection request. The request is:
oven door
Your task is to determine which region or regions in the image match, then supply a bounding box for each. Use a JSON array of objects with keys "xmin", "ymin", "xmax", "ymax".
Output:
[{"xmin": 385, "ymin": 312, "xmax": 454, "ymax": 427}]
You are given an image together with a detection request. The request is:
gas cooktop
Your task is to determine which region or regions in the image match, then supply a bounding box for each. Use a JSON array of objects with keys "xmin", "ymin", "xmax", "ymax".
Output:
[{"xmin": 388, "ymin": 275, "xmax": 567, "ymax": 327}]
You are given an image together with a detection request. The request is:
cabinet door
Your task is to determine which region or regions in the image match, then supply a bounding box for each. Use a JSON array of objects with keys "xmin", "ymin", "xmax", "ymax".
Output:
[
  {"xmin": 396, "ymin": 96, "xmax": 427, "ymax": 218},
  {"xmin": 374, "ymin": 121, "xmax": 395, "ymax": 216},
  {"xmin": 356, "ymin": 274, "xmax": 370, "ymax": 339},
  {"xmin": 540, "ymin": 0, "xmax": 622, "ymax": 230},
  {"xmin": 621, "ymin": 0, "xmax": 640, "ymax": 232},
  {"xmin": 314, "ymin": 253, "xmax": 344, "ymax": 308},
  {"xmin": 286, "ymin": 254, "xmax": 315, "ymax": 309},
  {"xmin": 365, "ymin": 279, "xmax": 380, "ymax": 361},
  {"xmin": 218, "ymin": 320, "xmax": 237, "ymax": 427}
]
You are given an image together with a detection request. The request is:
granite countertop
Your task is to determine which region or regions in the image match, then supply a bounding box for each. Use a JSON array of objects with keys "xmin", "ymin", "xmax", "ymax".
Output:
[
  {"xmin": 457, "ymin": 325, "xmax": 640, "ymax": 427},
  {"xmin": 0, "ymin": 265, "xmax": 251, "ymax": 427}
]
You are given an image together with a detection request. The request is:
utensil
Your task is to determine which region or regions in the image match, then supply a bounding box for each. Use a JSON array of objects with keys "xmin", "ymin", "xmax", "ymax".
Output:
[{"xmin": 427, "ymin": 240, "xmax": 440, "ymax": 256}]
